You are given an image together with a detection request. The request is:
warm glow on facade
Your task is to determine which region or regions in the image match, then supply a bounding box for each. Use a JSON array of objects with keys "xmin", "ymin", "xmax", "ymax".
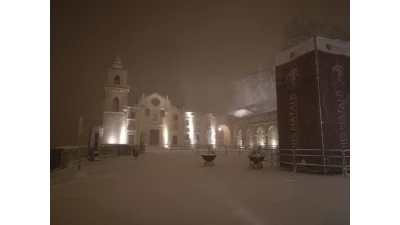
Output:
[
  {"xmin": 108, "ymin": 137, "xmax": 116, "ymax": 144},
  {"xmin": 120, "ymin": 123, "xmax": 127, "ymax": 144},
  {"xmin": 210, "ymin": 129, "xmax": 216, "ymax": 145},
  {"xmin": 206, "ymin": 115, "xmax": 217, "ymax": 145},
  {"xmin": 163, "ymin": 125, "xmax": 169, "ymax": 145},
  {"xmin": 185, "ymin": 112, "xmax": 195, "ymax": 144},
  {"xmin": 271, "ymin": 139, "xmax": 277, "ymax": 147}
]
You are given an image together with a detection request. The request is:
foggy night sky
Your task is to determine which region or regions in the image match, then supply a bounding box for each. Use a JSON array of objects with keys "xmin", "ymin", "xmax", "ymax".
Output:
[{"xmin": 51, "ymin": 0, "xmax": 349, "ymax": 148}]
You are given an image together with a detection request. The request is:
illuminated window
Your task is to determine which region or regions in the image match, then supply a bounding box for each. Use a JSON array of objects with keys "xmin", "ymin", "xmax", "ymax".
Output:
[
  {"xmin": 145, "ymin": 108, "xmax": 150, "ymax": 116},
  {"xmin": 114, "ymin": 75, "xmax": 120, "ymax": 85},
  {"xmin": 160, "ymin": 109, "xmax": 165, "ymax": 117}
]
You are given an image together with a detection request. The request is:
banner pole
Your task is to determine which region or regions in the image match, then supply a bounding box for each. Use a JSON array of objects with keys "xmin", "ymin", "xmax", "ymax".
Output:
[
  {"xmin": 314, "ymin": 37, "xmax": 326, "ymax": 175},
  {"xmin": 78, "ymin": 116, "xmax": 83, "ymax": 171}
]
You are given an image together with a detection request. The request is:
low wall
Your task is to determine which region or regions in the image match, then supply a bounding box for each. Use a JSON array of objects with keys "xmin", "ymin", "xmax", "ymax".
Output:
[{"xmin": 50, "ymin": 144, "xmax": 142, "ymax": 171}]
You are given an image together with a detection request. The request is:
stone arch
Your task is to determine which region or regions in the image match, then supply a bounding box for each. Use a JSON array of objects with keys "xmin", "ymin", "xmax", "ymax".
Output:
[
  {"xmin": 256, "ymin": 126, "xmax": 266, "ymax": 147},
  {"xmin": 237, "ymin": 130, "xmax": 243, "ymax": 146},
  {"xmin": 114, "ymin": 75, "xmax": 120, "ymax": 85},
  {"xmin": 113, "ymin": 97, "xmax": 119, "ymax": 112},
  {"xmin": 217, "ymin": 124, "xmax": 231, "ymax": 146},
  {"xmin": 267, "ymin": 126, "xmax": 279, "ymax": 148}
]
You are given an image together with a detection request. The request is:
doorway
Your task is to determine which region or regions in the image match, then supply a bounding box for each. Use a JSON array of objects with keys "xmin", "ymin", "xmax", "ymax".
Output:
[
  {"xmin": 172, "ymin": 135, "xmax": 178, "ymax": 146},
  {"xmin": 149, "ymin": 129, "xmax": 160, "ymax": 145}
]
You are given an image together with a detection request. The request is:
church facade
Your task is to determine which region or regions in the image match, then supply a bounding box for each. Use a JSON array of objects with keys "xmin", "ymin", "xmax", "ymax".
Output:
[{"xmin": 97, "ymin": 56, "xmax": 232, "ymax": 147}]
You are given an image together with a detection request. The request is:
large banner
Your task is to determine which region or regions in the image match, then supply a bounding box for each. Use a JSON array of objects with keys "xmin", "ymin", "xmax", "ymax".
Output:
[
  {"xmin": 275, "ymin": 51, "xmax": 322, "ymax": 150},
  {"xmin": 318, "ymin": 51, "xmax": 350, "ymax": 149},
  {"xmin": 275, "ymin": 37, "xmax": 350, "ymax": 169}
]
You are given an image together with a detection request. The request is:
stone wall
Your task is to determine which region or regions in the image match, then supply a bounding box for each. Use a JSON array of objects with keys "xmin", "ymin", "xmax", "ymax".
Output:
[
  {"xmin": 52, "ymin": 144, "xmax": 135, "ymax": 170},
  {"xmin": 107, "ymin": 68, "xmax": 128, "ymax": 85},
  {"xmin": 104, "ymin": 89, "xmax": 129, "ymax": 112},
  {"xmin": 102, "ymin": 112, "xmax": 127, "ymax": 144}
]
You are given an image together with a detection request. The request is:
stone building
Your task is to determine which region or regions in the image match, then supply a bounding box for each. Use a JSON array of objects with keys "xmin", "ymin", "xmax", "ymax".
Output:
[
  {"xmin": 230, "ymin": 69, "xmax": 279, "ymax": 149},
  {"xmin": 94, "ymin": 55, "xmax": 279, "ymax": 148},
  {"xmin": 98, "ymin": 55, "xmax": 232, "ymax": 147},
  {"xmin": 123, "ymin": 93, "xmax": 226, "ymax": 147},
  {"xmin": 101, "ymin": 55, "xmax": 130, "ymax": 145}
]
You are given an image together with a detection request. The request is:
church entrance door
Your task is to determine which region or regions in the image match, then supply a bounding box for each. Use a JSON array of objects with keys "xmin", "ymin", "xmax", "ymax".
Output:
[{"xmin": 149, "ymin": 129, "xmax": 160, "ymax": 145}]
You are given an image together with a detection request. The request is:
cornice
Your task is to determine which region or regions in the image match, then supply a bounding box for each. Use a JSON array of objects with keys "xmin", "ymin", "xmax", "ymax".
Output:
[{"xmin": 104, "ymin": 85, "xmax": 130, "ymax": 93}]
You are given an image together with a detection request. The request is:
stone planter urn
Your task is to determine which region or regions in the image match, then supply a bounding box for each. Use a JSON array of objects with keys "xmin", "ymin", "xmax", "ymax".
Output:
[
  {"xmin": 248, "ymin": 156, "xmax": 264, "ymax": 164},
  {"xmin": 248, "ymin": 146, "xmax": 264, "ymax": 169},
  {"xmin": 201, "ymin": 144, "xmax": 217, "ymax": 167},
  {"xmin": 201, "ymin": 154, "xmax": 217, "ymax": 162}
]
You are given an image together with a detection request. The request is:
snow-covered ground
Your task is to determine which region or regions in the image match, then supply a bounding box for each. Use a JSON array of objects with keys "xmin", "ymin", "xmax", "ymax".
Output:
[{"xmin": 51, "ymin": 149, "xmax": 350, "ymax": 225}]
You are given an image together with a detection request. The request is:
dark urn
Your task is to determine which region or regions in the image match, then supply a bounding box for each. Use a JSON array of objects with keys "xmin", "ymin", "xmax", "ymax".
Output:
[
  {"xmin": 201, "ymin": 144, "xmax": 217, "ymax": 162},
  {"xmin": 248, "ymin": 146, "xmax": 264, "ymax": 163},
  {"xmin": 248, "ymin": 156, "xmax": 264, "ymax": 164},
  {"xmin": 201, "ymin": 154, "xmax": 217, "ymax": 162}
]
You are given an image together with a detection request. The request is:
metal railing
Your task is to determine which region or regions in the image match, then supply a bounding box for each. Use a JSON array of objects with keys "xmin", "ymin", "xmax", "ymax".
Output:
[
  {"xmin": 51, "ymin": 144, "xmax": 350, "ymax": 177},
  {"xmin": 165, "ymin": 144, "xmax": 270, "ymax": 155},
  {"xmin": 278, "ymin": 147, "xmax": 350, "ymax": 177},
  {"xmin": 171, "ymin": 145, "xmax": 349, "ymax": 177},
  {"xmin": 162, "ymin": 144, "xmax": 278, "ymax": 158}
]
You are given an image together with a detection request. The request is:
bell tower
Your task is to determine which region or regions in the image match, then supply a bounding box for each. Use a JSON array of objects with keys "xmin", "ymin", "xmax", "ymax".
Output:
[
  {"xmin": 104, "ymin": 55, "xmax": 130, "ymax": 112},
  {"xmin": 102, "ymin": 55, "xmax": 130, "ymax": 144}
]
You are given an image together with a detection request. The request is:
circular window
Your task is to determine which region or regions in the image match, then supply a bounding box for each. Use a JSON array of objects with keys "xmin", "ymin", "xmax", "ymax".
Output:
[{"xmin": 151, "ymin": 98, "xmax": 160, "ymax": 106}]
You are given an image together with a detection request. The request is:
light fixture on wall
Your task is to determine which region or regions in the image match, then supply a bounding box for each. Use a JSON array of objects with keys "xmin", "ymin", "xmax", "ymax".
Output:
[{"xmin": 218, "ymin": 127, "xmax": 222, "ymax": 131}]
